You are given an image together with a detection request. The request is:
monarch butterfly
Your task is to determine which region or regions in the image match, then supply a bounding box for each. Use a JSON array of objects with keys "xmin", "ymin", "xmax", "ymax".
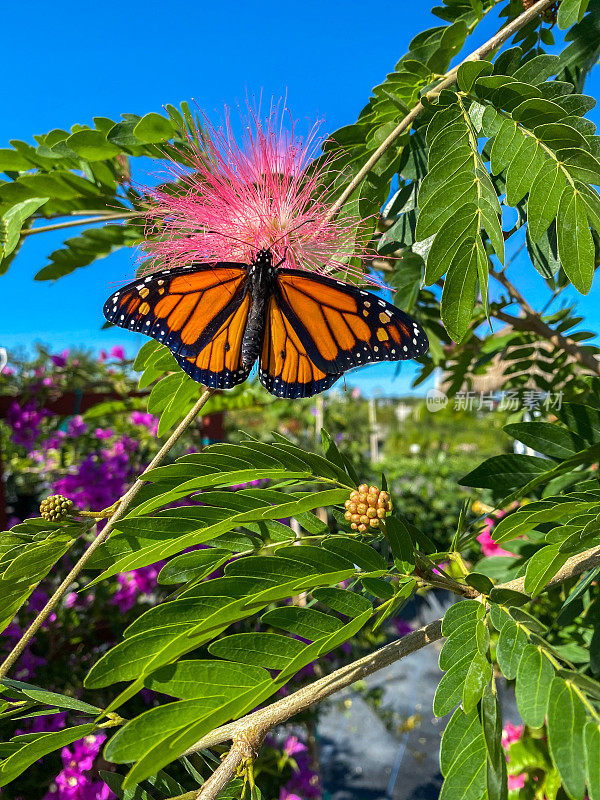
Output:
[{"xmin": 103, "ymin": 249, "xmax": 429, "ymax": 398}]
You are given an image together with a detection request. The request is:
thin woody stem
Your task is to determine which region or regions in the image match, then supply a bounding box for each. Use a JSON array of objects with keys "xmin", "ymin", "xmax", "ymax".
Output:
[
  {"xmin": 20, "ymin": 212, "xmax": 139, "ymax": 236},
  {"xmin": 183, "ymin": 543, "xmax": 600, "ymax": 800},
  {"xmin": 326, "ymin": 0, "xmax": 556, "ymax": 222},
  {"xmin": 489, "ymin": 266, "xmax": 600, "ymax": 376},
  {"xmin": 0, "ymin": 388, "xmax": 216, "ymax": 681}
]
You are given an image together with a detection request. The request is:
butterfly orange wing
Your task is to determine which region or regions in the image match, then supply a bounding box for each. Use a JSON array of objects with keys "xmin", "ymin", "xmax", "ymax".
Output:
[
  {"xmin": 259, "ymin": 294, "xmax": 342, "ymax": 398},
  {"xmin": 274, "ymin": 269, "xmax": 429, "ymax": 373},
  {"xmin": 103, "ymin": 263, "xmax": 247, "ymax": 358},
  {"xmin": 258, "ymin": 269, "xmax": 429, "ymax": 398},
  {"xmin": 174, "ymin": 293, "xmax": 253, "ymax": 389}
]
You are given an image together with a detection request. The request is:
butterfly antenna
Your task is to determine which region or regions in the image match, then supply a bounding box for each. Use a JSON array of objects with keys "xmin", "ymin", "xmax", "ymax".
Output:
[{"xmin": 206, "ymin": 229, "xmax": 254, "ymax": 248}]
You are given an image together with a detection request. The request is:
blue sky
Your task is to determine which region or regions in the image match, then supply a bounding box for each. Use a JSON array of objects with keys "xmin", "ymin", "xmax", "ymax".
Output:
[{"xmin": 0, "ymin": 0, "xmax": 598, "ymax": 396}]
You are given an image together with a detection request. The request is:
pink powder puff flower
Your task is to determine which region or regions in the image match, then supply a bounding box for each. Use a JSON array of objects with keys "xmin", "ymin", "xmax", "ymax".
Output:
[
  {"xmin": 99, "ymin": 350, "xmax": 108, "ymax": 362},
  {"xmin": 508, "ymin": 773, "xmax": 526, "ymax": 791},
  {"xmin": 94, "ymin": 428, "xmax": 114, "ymax": 440},
  {"xmin": 141, "ymin": 102, "xmax": 367, "ymax": 280},
  {"xmin": 502, "ymin": 723, "xmax": 524, "ymax": 748},
  {"xmin": 477, "ymin": 512, "xmax": 512, "ymax": 557},
  {"xmin": 477, "ymin": 529, "xmax": 513, "ymax": 557}
]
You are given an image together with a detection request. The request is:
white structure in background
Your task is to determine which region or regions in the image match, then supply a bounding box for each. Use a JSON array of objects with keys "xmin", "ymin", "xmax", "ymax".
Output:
[
  {"xmin": 514, "ymin": 410, "xmax": 546, "ymax": 458},
  {"xmin": 0, "ymin": 348, "xmax": 7, "ymax": 373},
  {"xmin": 395, "ymin": 402, "xmax": 411, "ymax": 423}
]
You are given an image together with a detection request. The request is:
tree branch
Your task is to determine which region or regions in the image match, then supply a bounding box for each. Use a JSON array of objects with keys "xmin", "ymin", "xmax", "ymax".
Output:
[
  {"xmin": 326, "ymin": 0, "xmax": 556, "ymax": 221},
  {"xmin": 488, "ymin": 267, "xmax": 600, "ymax": 377},
  {"xmin": 185, "ymin": 543, "xmax": 600, "ymax": 800},
  {"xmin": 21, "ymin": 212, "xmax": 139, "ymax": 236},
  {"xmin": 0, "ymin": 388, "xmax": 216, "ymax": 681}
]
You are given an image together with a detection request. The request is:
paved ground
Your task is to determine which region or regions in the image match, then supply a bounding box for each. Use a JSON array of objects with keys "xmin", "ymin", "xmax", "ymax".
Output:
[{"xmin": 318, "ymin": 592, "xmax": 519, "ymax": 800}]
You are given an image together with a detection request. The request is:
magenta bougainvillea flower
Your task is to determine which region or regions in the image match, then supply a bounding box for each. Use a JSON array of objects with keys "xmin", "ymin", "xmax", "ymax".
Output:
[{"xmin": 141, "ymin": 103, "xmax": 363, "ymax": 277}]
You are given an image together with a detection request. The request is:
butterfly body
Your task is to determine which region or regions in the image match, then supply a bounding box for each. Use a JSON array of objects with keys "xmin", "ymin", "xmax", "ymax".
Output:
[
  {"xmin": 240, "ymin": 248, "xmax": 277, "ymax": 369},
  {"xmin": 104, "ymin": 250, "xmax": 429, "ymax": 398}
]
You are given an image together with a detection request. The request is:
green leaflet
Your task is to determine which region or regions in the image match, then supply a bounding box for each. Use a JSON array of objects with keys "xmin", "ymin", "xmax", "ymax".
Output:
[
  {"xmin": 0, "ymin": 533, "xmax": 75, "ymax": 633},
  {"xmin": 442, "ymin": 599, "xmax": 485, "ymax": 636},
  {"xmin": 0, "ymin": 198, "xmax": 48, "ymax": 268},
  {"xmin": 480, "ymin": 686, "xmax": 508, "ymax": 800},
  {"xmin": 557, "ymin": 190, "xmax": 595, "ymax": 294},
  {"xmin": 0, "ymin": 724, "xmax": 96, "ymax": 786},
  {"xmin": 557, "ymin": 0, "xmax": 591, "ymax": 30},
  {"xmin": 439, "ymin": 735, "xmax": 487, "ymax": 800},
  {"xmin": 440, "ymin": 707, "xmax": 484, "ymax": 777},
  {"xmin": 208, "ymin": 633, "xmax": 307, "ymax": 669},
  {"xmin": 384, "ymin": 515, "xmax": 415, "ymax": 573},
  {"xmin": 460, "ymin": 454, "xmax": 550, "ymax": 493},
  {"xmin": 524, "ymin": 545, "xmax": 569, "ymax": 595},
  {"xmin": 440, "ymin": 236, "xmax": 485, "ymax": 343},
  {"xmin": 439, "ymin": 619, "xmax": 482, "ymax": 672},
  {"xmin": 462, "ymin": 652, "xmax": 492, "ymax": 714},
  {"xmin": 261, "ymin": 606, "xmax": 343, "ymax": 639},
  {"xmin": 584, "ymin": 721, "xmax": 600, "ymax": 800},
  {"xmin": 503, "ymin": 422, "xmax": 585, "ymax": 460},
  {"xmin": 547, "ymin": 677, "xmax": 587, "ymax": 799},
  {"xmin": 433, "ymin": 652, "xmax": 474, "ymax": 717},
  {"xmin": 143, "ymin": 659, "xmax": 271, "ymax": 700},
  {"xmin": 133, "ymin": 112, "xmax": 175, "ymax": 143},
  {"xmin": 312, "ymin": 587, "xmax": 372, "ymax": 618},
  {"xmin": 105, "ymin": 698, "xmax": 227, "ymax": 763},
  {"xmin": 496, "ymin": 618, "xmax": 528, "ymax": 680},
  {"xmin": 515, "ymin": 645, "xmax": 555, "ymax": 727}
]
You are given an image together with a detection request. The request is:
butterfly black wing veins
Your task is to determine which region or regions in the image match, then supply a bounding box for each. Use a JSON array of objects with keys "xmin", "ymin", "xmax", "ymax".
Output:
[{"xmin": 103, "ymin": 249, "xmax": 429, "ymax": 398}]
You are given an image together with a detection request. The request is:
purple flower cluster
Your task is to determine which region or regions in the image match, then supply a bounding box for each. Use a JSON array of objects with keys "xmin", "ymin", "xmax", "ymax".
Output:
[
  {"xmin": 53, "ymin": 437, "xmax": 138, "ymax": 511},
  {"xmin": 43, "ymin": 733, "xmax": 114, "ymax": 800},
  {"xmin": 6, "ymin": 400, "xmax": 52, "ymax": 448},
  {"xmin": 111, "ymin": 564, "xmax": 162, "ymax": 613},
  {"xmin": 129, "ymin": 411, "xmax": 158, "ymax": 436},
  {"xmin": 279, "ymin": 735, "xmax": 321, "ymax": 800},
  {"xmin": 2, "ymin": 622, "xmax": 46, "ymax": 682},
  {"xmin": 67, "ymin": 416, "xmax": 88, "ymax": 438},
  {"xmin": 51, "ymin": 350, "xmax": 70, "ymax": 368}
]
